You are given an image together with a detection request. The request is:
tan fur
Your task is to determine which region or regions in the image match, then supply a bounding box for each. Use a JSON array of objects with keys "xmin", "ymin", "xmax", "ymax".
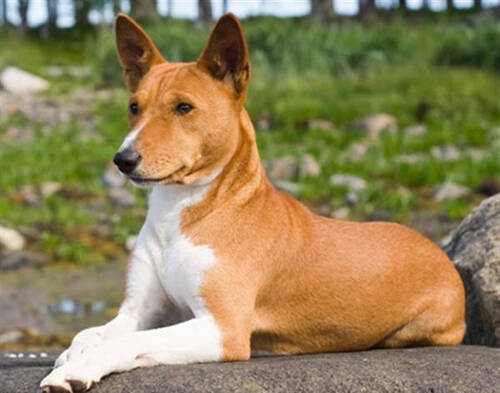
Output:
[{"xmin": 115, "ymin": 13, "xmax": 465, "ymax": 361}]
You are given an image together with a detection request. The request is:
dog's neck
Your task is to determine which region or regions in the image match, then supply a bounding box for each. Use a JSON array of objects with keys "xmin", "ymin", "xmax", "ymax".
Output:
[{"xmin": 146, "ymin": 109, "xmax": 267, "ymax": 231}]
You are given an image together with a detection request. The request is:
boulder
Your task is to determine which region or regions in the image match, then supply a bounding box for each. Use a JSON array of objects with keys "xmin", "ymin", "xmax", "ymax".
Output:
[
  {"xmin": 0, "ymin": 67, "xmax": 49, "ymax": 95},
  {"xmin": 1, "ymin": 347, "xmax": 499, "ymax": 393},
  {"xmin": 443, "ymin": 194, "xmax": 500, "ymax": 346}
]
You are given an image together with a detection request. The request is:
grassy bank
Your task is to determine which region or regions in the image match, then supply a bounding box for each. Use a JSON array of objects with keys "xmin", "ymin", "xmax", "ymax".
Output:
[{"xmin": 0, "ymin": 16, "xmax": 499, "ymax": 265}]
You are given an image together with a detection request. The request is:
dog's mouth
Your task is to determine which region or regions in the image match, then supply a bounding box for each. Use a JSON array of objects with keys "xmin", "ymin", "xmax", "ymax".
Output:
[{"xmin": 128, "ymin": 165, "xmax": 188, "ymax": 186}]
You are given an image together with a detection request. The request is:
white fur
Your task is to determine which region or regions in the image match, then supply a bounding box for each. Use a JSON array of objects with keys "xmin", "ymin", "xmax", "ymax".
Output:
[
  {"xmin": 41, "ymin": 172, "xmax": 223, "ymax": 393},
  {"xmin": 118, "ymin": 119, "xmax": 147, "ymax": 152}
]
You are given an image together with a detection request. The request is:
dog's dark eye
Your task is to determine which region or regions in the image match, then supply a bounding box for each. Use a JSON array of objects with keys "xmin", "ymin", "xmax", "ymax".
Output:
[
  {"xmin": 129, "ymin": 102, "xmax": 139, "ymax": 115},
  {"xmin": 175, "ymin": 102, "xmax": 193, "ymax": 115}
]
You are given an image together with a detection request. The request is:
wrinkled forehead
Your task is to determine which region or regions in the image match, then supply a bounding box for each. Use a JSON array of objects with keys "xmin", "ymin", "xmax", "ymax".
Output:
[{"xmin": 136, "ymin": 62, "xmax": 216, "ymax": 100}]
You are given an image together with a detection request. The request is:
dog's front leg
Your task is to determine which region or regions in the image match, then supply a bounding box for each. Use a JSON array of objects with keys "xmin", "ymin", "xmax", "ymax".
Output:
[
  {"xmin": 54, "ymin": 235, "xmax": 168, "ymax": 368},
  {"xmin": 41, "ymin": 315, "xmax": 223, "ymax": 393}
]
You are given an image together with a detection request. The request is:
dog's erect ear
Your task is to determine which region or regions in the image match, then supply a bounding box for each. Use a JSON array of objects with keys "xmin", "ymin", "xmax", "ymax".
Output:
[
  {"xmin": 197, "ymin": 13, "xmax": 251, "ymax": 95},
  {"xmin": 115, "ymin": 13, "xmax": 165, "ymax": 92}
]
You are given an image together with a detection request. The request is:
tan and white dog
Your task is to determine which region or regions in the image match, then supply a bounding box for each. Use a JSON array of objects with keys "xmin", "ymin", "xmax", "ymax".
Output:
[{"xmin": 41, "ymin": 13, "xmax": 465, "ymax": 393}]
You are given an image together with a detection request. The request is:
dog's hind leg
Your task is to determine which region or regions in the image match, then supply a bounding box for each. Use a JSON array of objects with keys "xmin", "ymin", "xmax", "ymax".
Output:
[{"xmin": 376, "ymin": 289, "xmax": 465, "ymax": 348}]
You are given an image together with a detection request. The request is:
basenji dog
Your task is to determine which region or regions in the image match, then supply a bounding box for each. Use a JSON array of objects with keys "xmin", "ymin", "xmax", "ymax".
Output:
[{"xmin": 41, "ymin": 13, "xmax": 465, "ymax": 393}]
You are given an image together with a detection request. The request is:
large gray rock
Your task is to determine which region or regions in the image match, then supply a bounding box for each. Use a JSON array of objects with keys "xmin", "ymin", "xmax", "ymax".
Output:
[
  {"xmin": 443, "ymin": 194, "xmax": 500, "ymax": 346},
  {"xmin": 1, "ymin": 347, "xmax": 498, "ymax": 393}
]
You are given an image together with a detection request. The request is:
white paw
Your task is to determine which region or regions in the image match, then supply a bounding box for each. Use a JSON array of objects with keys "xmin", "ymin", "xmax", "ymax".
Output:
[
  {"xmin": 54, "ymin": 349, "xmax": 69, "ymax": 368},
  {"xmin": 56, "ymin": 327, "xmax": 105, "ymax": 367},
  {"xmin": 40, "ymin": 366, "xmax": 74, "ymax": 393},
  {"xmin": 40, "ymin": 360, "xmax": 101, "ymax": 393}
]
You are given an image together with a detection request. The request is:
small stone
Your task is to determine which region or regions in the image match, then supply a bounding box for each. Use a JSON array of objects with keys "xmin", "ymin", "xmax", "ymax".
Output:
[
  {"xmin": 68, "ymin": 66, "xmax": 91, "ymax": 78},
  {"xmin": 3, "ymin": 126, "xmax": 34, "ymax": 143},
  {"xmin": 431, "ymin": 145, "xmax": 461, "ymax": 162},
  {"xmin": 256, "ymin": 116, "xmax": 272, "ymax": 131},
  {"xmin": 368, "ymin": 210, "xmax": 393, "ymax": 221},
  {"xmin": 331, "ymin": 207, "xmax": 350, "ymax": 220},
  {"xmin": 272, "ymin": 180, "xmax": 301, "ymax": 195},
  {"xmin": 267, "ymin": 156, "xmax": 298, "ymax": 180},
  {"xmin": 404, "ymin": 124, "xmax": 427, "ymax": 137},
  {"xmin": 396, "ymin": 186, "xmax": 412, "ymax": 199},
  {"xmin": 330, "ymin": 174, "xmax": 367, "ymax": 193},
  {"xmin": 19, "ymin": 185, "xmax": 39, "ymax": 205},
  {"xmin": 40, "ymin": 181, "xmax": 62, "ymax": 198},
  {"xmin": 396, "ymin": 154, "xmax": 426, "ymax": 165},
  {"xmin": 0, "ymin": 67, "xmax": 50, "ymax": 95},
  {"xmin": 350, "ymin": 113, "xmax": 397, "ymax": 138},
  {"xmin": 475, "ymin": 178, "xmax": 500, "ymax": 197},
  {"xmin": 345, "ymin": 191, "xmax": 359, "ymax": 205},
  {"xmin": 109, "ymin": 187, "xmax": 135, "ymax": 208},
  {"xmin": 45, "ymin": 66, "xmax": 65, "ymax": 78},
  {"xmin": 102, "ymin": 164, "xmax": 126, "ymax": 188},
  {"xmin": 349, "ymin": 142, "xmax": 369, "ymax": 159},
  {"xmin": 0, "ymin": 329, "xmax": 23, "ymax": 344},
  {"xmin": 126, "ymin": 235, "xmax": 138, "ymax": 251},
  {"xmin": 0, "ymin": 226, "xmax": 26, "ymax": 251},
  {"xmin": 298, "ymin": 155, "xmax": 320, "ymax": 178},
  {"xmin": 0, "ymin": 250, "xmax": 47, "ymax": 270},
  {"xmin": 465, "ymin": 148, "xmax": 483, "ymax": 161},
  {"xmin": 308, "ymin": 118, "xmax": 333, "ymax": 131},
  {"xmin": 434, "ymin": 181, "xmax": 470, "ymax": 202}
]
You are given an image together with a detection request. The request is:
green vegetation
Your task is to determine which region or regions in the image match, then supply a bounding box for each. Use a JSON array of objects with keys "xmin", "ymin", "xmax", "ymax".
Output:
[{"xmin": 0, "ymin": 17, "xmax": 498, "ymax": 265}]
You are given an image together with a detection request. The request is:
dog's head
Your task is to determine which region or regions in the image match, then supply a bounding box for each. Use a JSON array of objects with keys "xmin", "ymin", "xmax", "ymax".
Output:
[{"xmin": 113, "ymin": 13, "xmax": 251, "ymax": 187}]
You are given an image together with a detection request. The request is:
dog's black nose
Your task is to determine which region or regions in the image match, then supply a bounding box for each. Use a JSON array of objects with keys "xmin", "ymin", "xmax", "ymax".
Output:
[{"xmin": 113, "ymin": 149, "xmax": 141, "ymax": 175}]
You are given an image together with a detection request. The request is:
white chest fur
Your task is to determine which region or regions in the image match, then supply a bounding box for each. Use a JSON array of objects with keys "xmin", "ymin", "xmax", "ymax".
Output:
[{"xmin": 138, "ymin": 180, "xmax": 217, "ymax": 317}]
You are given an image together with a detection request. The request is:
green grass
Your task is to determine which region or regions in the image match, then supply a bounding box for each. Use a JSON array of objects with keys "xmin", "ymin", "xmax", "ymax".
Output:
[{"xmin": 0, "ymin": 16, "xmax": 499, "ymax": 264}]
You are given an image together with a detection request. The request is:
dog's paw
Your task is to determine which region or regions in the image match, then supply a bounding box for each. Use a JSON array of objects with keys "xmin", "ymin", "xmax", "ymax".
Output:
[
  {"xmin": 40, "ymin": 362, "xmax": 101, "ymax": 393},
  {"xmin": 40, "ymin": 367, "xmax": 73, "ymax": 393},
  {"xmin": 56, "ymin": 326, "xmax": 105, "ymax": 367},
  {"xmin": 54, "ymin": 349, "xmax": 69, "ymax": 368}
]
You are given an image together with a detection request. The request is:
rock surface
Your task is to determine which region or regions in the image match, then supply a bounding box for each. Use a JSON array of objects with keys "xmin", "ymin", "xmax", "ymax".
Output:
[
  {"xmin": 443, "ymin": 194, "xmax": 500, "ymax": 347},
  {"xmin": 1, "ymin": 347, "xmax": 498, "ymax": 393}
]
